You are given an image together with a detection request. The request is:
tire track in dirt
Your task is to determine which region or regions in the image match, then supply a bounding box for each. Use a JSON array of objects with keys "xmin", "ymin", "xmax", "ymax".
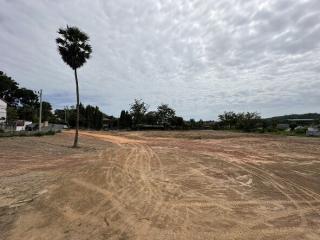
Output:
[
  {"xmin": 241, "ymin": 163, "xmax": 320, "ymax": 230},
  {"xmin": 151, "ymin": 226, "xmax": 307, "ymax": 240},
  {"xmin": 120, "ymin": 143, "xmax": 191, "ymax": 235},
  {"xmin": 251, "ymin": 163, "xmax": 320, "ymax": 207},
  {"xmin": 64, "ymin": 142, "xmax": 148, "ymax": 237},
  {"xmin": 68, "ymin": 131, "xmax": 320, "ymax": 239},
  {"xmin": 226, "ymin": 160, "xmax": 308, "ymax": 227},
  {"xmin": 159, "ymin": 145, "xmax": 317, "ymax": 234},
  {"xmin": 237, "ymin": 159, "xmax": 320, "ymax": 211},
  {"xmin": 199, "ymin": 151, "xmax": 318, "ymax": 229},
  {"xmin": 82, "ymin": 132, "xmax": 168, "ymax": 238},
  {"xmin": 71, "ymin": 178, "xmax": 140, "ymax": 237}
]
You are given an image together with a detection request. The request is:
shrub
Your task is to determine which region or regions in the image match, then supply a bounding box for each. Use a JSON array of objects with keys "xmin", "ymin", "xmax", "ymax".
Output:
[
  {"xmin": 0, "ymin": 130, "xmax": 57, "ymax": 138},
  {"xmin": 294, "ymin": 128, "xmax": 307, "ymax": 135}
]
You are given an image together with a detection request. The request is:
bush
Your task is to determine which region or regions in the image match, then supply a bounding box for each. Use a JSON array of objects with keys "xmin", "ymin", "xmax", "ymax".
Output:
[
  {"xmin": 0, "ymin": 130, "xmax": 57, "ymax": 138},
  {"xmin": 33, "ymin": 131, "xmax": 43, "ymax": 137},
  {"xmin": 294, "ymin": 128, "xmax": 307, "ymax": 135},
  {"xmin": 46, "ymin": 130, "xmax": 56, "ymax": 135},
  {"xmin": 255, "ymin": 128, "xmax": 265, "ymax": 133}
]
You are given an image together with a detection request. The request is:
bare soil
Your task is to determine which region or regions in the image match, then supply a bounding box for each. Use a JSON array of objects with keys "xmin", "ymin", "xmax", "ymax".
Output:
[{"xmin": 0, "ymin": 130, "xmax": 319, "ymax": 239}]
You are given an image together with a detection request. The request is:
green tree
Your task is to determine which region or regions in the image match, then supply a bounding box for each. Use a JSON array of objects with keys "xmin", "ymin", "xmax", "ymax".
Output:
[
  {"xmin": 0, "ymin": 71, "xmax": 42, "ymax": 122},
  {"xmin": 58, "ymin": 104, "xmax": 104, "ymax": 130},
  {"xmin": 0, "ymin": 71, "xmax": 19, "ymax": 105},
  {"xmin": 145, "ymin": 111, "xmax": 158, "ymax": 125},
  {"xmin": 171, "ymin": 116, "xmax": 184, "ymax": 128},
  {"xmin": 17, "ymin": 106, "xmax": 37, "ymax": 122},
  {"xmin": 236, "ymin": 112, "xmax": 261, "ymax": 131},
  {"xmin": 87, "ymin": 105, "xmax": 103, "ymax": 130},
  {"xmin": 119, "ymin": 110, "xmax": 132, "ymax": 129},
  {"xmin": 218, "ymin": 111, "xmax": 237, "ymax": 129},
  {"xmin": 125, "ymin": 111, "xmax": 132, "ymax": 128},
  {"xmin": 130, "ymin": 99, "xmax": 148, "ymax": 127},
  {"xmin": 189, "ymin": 118, "xmax": 196, "ymax": 129},
  {"xmin": 157, "ymin": 104, "xmax": 175, "ymax": 127},
  {"xmin": 6, "ymin": 106, "xmax": 18, "ymax": 123},
  {"xmin": 68, "ymin": 106, "xmax": 77, "ymax": 128},
  {"xmin": 56, "ymin": 26, "xmax": 92, "ymax": 147},
  {"xmin": 54, "ymin": 109, "xmax": 68, "ymax": 124},
  {"xmin": 41, "ymin": 101, "xmax": 53, "ymax": 122},
  {"xmin": 15, "ymin": 88, "xmax": 38, "ymax": 106},
  {"xmin": 93, "ymin": 106, "xmax": 103, "ymax": 130},
  {"xmin": 198, "ymin": 119, "xmax": 204, "ymax": 128},
  {"xmin": 85, "ymin": 105, "xmax": 95, "ymax": 128},
  {"xmin": 78, "ymin": 103, "xmax": 86, "ymax": 128},
  {"xmin": 119, "ymin": 110, "xmax": 126, "ymax": 128}
]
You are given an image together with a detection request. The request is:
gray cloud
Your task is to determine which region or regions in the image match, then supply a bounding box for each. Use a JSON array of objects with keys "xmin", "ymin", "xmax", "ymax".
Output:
[{"xmin": 0, "ymin": 0, "xmax": 319, "ymax": 120}]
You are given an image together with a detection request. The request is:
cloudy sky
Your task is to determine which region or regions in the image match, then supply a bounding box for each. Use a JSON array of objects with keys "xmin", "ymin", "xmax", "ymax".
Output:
[{"xmin": 1, "ymin": 0, "xmax": 319, "ymax": 119}]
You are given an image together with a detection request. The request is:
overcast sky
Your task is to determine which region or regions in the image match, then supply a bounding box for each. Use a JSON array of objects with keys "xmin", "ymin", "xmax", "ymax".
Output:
[{"xmin": 1, "ymin": 0, "xmax": 319, "ymax": 120}]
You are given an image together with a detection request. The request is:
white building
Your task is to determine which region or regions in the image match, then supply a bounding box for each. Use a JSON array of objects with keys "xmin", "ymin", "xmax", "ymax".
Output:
[
  {"xmin": 0, "ymin": 98, "xmax": 7, "ymax": 123},
  {"xmin": 306, "ymin": 127, "xmax": 320, "ymax": 137}
]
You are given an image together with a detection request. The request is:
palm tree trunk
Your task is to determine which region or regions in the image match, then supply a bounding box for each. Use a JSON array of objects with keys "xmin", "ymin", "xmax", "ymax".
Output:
[{"xmin": 73, "ymin": 68, "xmax": 80, "ymax": 148}]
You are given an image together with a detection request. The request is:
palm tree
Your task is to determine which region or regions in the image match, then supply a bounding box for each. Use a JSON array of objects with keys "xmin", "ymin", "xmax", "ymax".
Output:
[{"xmin": 56, "ymin": 26, "xmax": 92, "ymax": 147}]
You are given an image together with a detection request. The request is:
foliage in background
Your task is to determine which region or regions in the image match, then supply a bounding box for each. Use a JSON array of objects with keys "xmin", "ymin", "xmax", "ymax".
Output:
[
  {"xmin": 0, "ymin": 129, "xmax": 57, "ymax": 138},
  {"xmin": 120, "ymin": 99, "xmax": 185, "ymax": 130},
  {"xmin": 54, "ymin": 104, "xmax": 104, "ymax": 130},
  {"xmin": 0, "ymin": 71, "xmax": 19, "ymax": 104},
  {"xmin": 119, "ymin": 110, "xmax": 132, "ymax": 129},
  {"xmin": 0, "ymin": 71, "xmax": 53, "ymax": 123},
  {"xmin": 157, "ymin": 104, "xmax": 175, "ymax": 126},
  {"xmin": 218, "ymin": 111, "xmax": 261, "ymax": 132},
  {"xmin": 1, "ymin": 71, "xmax": 319, "ymax": 134},
  {"xmin": 130, "ymin": 99, "xmax": 148, "ymax": 127}
]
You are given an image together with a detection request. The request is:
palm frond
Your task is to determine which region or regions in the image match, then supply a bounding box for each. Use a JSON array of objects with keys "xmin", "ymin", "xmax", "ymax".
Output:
[{"xmin": 56, "ymin": 26, "xmax": 92, "ymax": 69}]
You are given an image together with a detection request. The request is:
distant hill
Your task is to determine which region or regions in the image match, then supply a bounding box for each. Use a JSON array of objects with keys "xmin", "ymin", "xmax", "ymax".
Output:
[{"xmin": 265, "ymin": 113, "xmax": 320, "ymax": 122}]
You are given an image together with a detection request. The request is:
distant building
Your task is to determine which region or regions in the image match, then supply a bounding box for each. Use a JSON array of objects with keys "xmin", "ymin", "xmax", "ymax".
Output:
[
  {"xmin": 0, "ymin": 98, "xmax": 7, "ymax": 123},
  {"xmin": 15, "ymin": 120, "xmax": 32, "ymax": 131},
  {"xmin": 103, "ymin": 117, "xmax": 117, "ymax": 130},
  {"xmin": 288, "ymin": 119, "xmax": 314, "ymax": 122},
  {"xmin": 306, "ymin": 127, "xmax": 320, "ymax": 137},
  {"xmin": 276, "ymin": 123, "xmax": 289, "ymax": 130},
  {"xmin": 288, "ymin": 119, "xmax": 315, "ymax": 125}
]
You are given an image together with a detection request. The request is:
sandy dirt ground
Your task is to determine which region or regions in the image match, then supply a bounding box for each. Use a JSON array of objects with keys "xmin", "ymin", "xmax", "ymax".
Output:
[{"xmin": 0, "ymin": 130, "xmax": 320, "ymax": 239}]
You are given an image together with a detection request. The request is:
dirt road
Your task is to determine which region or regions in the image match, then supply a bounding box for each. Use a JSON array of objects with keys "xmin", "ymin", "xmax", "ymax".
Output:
[{"xmin": 1, "ymin": 131, "xmax": 320, "ymax": 239}]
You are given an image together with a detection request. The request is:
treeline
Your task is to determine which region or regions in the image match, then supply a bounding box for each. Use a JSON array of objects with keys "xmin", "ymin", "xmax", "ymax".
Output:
[
  {"xmin": 217, "ymin": 111, "xmax": 262, "ymax": 131},
  {"xmin": 118, "ymin": 99, "xmax": 185, "ymax": 130},
  {"xmin": 217, "ymin": 111, "xmax": 320, "ymax": 132},
  {"xmin": 116, "ymin": 99, "xmax": 217, "ymax": 130},
  {"xmin": 115, "ymin": 100, "xmax": 266, "ymax": 132},
  {"xmin": 54, "ymin": 104, "xmax": 104, "ymax": 130},
  {"xmin": 2, "ymin": 71, "xmax": 318, "ymax": 133},
  {"xmin": 0, "ymin": 71, "xmax": 54, "ymax": 123},
  {"xmin": 1, "ymin": 71, "xmax": 106, "ymax": 129}
]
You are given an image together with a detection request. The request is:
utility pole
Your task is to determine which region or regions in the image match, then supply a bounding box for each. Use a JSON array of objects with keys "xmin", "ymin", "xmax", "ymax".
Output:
[
  {"xmin": 64, "ymin": 106, "xmax": 67, "ymax": 124},
  {"xmin": 38, "ymin": 89, "xmax": 42, "ymax": 131}
]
